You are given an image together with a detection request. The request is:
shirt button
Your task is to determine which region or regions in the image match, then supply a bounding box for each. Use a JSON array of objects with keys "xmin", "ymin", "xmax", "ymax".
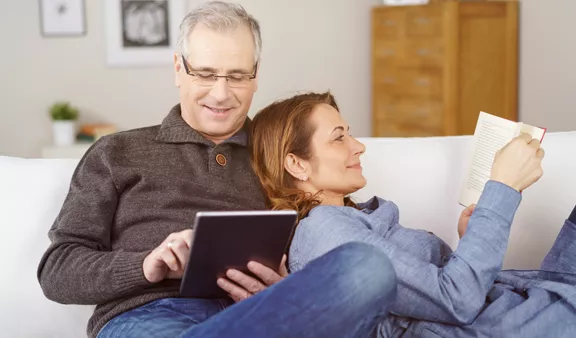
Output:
[{"xmin": 215, "ymin": 154, "xmax": 227, "ymax": 166}]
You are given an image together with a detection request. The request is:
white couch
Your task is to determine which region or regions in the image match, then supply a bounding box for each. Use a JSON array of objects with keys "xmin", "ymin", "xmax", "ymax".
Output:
[{"xmin": 1, "ymin": 132, "xmax": 575, "ymax": 337}]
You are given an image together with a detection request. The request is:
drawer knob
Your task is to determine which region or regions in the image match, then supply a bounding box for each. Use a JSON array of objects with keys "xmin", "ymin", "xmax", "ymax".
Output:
[
  {"xmin": 417, "ymin": 48, "xmax": 430, "ymax": 56},
  {"xmin": 414, "ymin": 17, "xmax": 430, "ymax": 25},
  {"xmin": 412, "ymin": 110, "xmax": 430, "ymax": 117},
  {"xmin": 382, "ymin": 77, "xmax": 397, "ymax": 84},
  {"xmin": 381, "ymin": 48, "xmax": 395, "ymax": 56},
  {"xmin": 415, "ymin": 78, "xmax": 431, "ymax": 86}
]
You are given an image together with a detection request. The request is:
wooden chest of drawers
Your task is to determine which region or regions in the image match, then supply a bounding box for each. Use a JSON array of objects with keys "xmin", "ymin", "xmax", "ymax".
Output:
[{"xmin": 371, "ymin": 1, "xmax": 519, "ymax": 137}]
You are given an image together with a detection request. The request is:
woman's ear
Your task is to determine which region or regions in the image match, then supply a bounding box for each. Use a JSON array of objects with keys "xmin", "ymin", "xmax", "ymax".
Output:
[{"xmin": 284, "ymin": 153, "xmax": 309, "ymax": 182}]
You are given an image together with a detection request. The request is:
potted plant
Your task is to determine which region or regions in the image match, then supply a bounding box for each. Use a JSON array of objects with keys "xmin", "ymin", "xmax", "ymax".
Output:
[{"xmin": 49, "ymin": 101, "xmax": 79, "ymax": 146}]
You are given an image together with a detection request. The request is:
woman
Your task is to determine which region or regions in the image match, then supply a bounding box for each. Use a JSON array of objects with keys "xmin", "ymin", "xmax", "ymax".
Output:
[{"xmin": 250, "ymin": 92, "xmax": 576, "ymax": 338}]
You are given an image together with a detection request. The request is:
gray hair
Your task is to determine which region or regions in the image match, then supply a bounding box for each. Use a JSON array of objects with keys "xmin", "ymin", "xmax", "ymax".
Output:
[{"xmin": 176, "ymin": 1, "xmax": 262, "ymax": 63}]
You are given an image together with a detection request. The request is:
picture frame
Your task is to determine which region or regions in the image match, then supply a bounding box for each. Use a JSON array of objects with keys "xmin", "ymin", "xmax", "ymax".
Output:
[
  {"xmin": 104, "ymin": 0, "xmax": 186, "ymax": 67},
  {"xmin": 39, "ymin": 0, "xmax": 87, "ymax": 37}
]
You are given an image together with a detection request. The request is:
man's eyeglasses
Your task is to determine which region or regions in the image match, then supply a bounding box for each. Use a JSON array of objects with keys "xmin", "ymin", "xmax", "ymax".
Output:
[{"xmin": 181, "ymin": 55, "xmax": 257, "ymax": 88}]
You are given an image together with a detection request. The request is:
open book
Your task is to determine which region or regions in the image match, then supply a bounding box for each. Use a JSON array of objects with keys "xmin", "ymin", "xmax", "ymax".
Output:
[{"xmin": 458, "ymin": 111, "xmax": 547, "ymax": 207}]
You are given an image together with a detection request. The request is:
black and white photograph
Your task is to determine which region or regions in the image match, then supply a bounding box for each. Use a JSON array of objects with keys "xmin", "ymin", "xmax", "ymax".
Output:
[
  {"xmin": 39, "ymin": 0, "xmax": 86, "ymax": 37},
  {"xmin": 121, "ymin": 0, "xmax": 170, "ymax": 48},
  {"xmin": 104, "ymin": 0, "xmax": 185, "ymax": 67}
]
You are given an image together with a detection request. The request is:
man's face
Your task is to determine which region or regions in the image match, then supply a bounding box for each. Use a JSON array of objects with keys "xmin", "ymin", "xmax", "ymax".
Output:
[{"xmin": 174, "ymin": 24, "xmax": 258, "ymax": 143}]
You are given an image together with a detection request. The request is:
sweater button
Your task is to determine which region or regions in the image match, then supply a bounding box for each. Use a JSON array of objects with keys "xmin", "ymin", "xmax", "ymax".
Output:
[{"xmin": 215, "ymin": 154, "xmax": 227, "ymax": 166}]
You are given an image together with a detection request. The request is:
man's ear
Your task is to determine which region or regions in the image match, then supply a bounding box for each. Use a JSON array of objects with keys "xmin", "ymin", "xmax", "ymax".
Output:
[
  {"xmin": 174, "ymin": 53, "xmax": 182, "ymax": 88},
  {"xmin": 284, "ymin": 153, "xmax": 308, "ymax": 181},
  {"xmin": 253, "ymin": 60, "xmax": 261, "ymax": 93}
]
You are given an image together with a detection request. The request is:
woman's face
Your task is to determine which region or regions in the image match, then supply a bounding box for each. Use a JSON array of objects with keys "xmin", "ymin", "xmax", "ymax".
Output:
[{"xmin": 293, "ymin": 103, "xmax": 367, "ymax": 201}]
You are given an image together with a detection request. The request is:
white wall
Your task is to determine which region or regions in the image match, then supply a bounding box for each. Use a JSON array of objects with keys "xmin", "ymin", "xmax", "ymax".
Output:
[
  {"xmin": 519, "ymin": 0, "xmax": 576, "ymax": 131},
  {"xmin": 1, "ymin": 0, "xmax": 575, "ymax": 158},
  {"xmin": 0, "ymin": 0, "xmax": 376, "ymax": 158}
]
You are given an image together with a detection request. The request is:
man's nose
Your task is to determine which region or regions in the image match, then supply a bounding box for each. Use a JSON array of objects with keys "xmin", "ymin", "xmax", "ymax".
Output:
[{"xmin": 208, "ymin": 78, "xmax": 232, "ymax": 102}]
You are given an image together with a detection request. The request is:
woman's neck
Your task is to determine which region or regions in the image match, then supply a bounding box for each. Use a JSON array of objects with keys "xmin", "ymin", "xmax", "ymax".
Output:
[{"xmin": 318, "ymin": 192, "xmax": 345, "ymax": 206}]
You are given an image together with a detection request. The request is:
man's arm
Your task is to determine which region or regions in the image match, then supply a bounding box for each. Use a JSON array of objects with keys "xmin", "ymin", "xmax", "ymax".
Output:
[{"xmin": 37, "ymin": 139, "xmax": 151, "ymax": 305}]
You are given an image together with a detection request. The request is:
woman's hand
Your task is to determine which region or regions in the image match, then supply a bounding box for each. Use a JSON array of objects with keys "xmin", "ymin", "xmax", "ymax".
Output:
[
  {"xmin": 217, "ymin": 255, "xmax": 288, "ymax": 302},
  {"xmin": 458, "ymin": 204, "xmax": 476, "ymax": 238},
  {"xmin": 490, "ymin": 133, "xmax": 545, "ymax": 192}
]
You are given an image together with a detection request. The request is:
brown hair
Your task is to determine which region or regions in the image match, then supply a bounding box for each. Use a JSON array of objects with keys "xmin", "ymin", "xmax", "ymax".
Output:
[{"xmin": 250, "ymin": 91, "xmax": 357, "ymax": 221}]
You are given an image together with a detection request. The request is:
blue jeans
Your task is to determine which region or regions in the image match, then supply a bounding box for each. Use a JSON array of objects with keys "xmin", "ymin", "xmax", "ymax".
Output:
[
  {"xmin": 540, "ymin": 218, "xmax": 576, "ymax": 274},
  {"xmin": 97, "ymin": 242, "xmax": 398, "ymax": 338}
]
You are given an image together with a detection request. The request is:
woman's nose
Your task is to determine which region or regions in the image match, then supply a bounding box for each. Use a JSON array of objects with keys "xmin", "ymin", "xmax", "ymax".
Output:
[{"xmin": 352, "ymin": 138, "xmax": 366, "ymax": 155}]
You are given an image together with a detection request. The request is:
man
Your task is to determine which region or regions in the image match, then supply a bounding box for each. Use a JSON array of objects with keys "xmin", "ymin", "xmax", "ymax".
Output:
[{"xmin": 37, "ymin": 2, "xmax": 397, "ymax": 338}]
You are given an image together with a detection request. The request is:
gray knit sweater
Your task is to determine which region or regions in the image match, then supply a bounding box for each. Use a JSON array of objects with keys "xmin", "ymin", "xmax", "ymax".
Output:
[{"xmin": 37, "ymin": 104, "xmax": 267, "ymax": 337}]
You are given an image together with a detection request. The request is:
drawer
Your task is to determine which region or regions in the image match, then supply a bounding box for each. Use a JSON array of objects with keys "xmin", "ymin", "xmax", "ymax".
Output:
[
  {"xmin": 373, "ymin": 95, "xmax": 399, "ymax": 120},
  {"xmin": 373, "ymin": 40, "xmax": 404, "ymax": 64},
  {"xmin": 395, "ymin": 100, "xmax": 443, "ymax": 129},
  {"xmin": 374, "ymin": 68, "xmax": 443, "ymax": 99},
  {"xmin": 373, "ymin": 66, "xmax": 399, "ymax": 88},
  {"xmin": 373, "ymin": 97, "xmax": 443, "ymax": 130},
  {"xmin": 404, "ymin": 39, "xmax": 444, "ymax": 68},
  {"xmin": 405, "ymin": 7, "xmax": 442, "ymax": 38},
  {"xmin": 373, "ymin": 10, "xmax": 404, "ymax": 39},
  {"xmin": 374, "ymin": 120, "xmax": 442, "ymax": 138},
  {"xmin": 401, "ymin": 70, "xmax": 442, "ymax": 98}
]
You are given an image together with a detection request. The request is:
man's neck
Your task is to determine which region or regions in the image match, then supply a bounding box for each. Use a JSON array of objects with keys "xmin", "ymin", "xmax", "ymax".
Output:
[
  {"xmin": 181, "ymin": 114, "xmax": 246, "ymax": 145},
  {"xmin": 202, "ymin": 132, "xmax": 236, "ymax": 145}
]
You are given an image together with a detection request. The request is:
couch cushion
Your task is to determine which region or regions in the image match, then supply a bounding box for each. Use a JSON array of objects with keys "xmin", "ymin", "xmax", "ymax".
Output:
[{"xmin": 0, "ymin": 156, "xmax": 93, "ymax": 338}]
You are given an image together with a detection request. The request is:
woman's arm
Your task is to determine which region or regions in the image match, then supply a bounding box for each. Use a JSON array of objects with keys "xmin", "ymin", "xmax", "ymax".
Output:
[{"xmin": 290, "ymin": 180, "xmax": 520, "ymax": 325}]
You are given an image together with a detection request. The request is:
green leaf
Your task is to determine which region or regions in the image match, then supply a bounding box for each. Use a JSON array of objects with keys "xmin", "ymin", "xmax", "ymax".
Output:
[{"xmin": 49, "ymin": 101, "xmax": 79, "ymax": 120}]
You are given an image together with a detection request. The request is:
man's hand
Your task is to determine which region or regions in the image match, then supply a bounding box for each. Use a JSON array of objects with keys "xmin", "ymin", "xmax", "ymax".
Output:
[
  {"xmin": 458, "ymin": 204, "xmax": 476, "ymax": 238},
  {"xmin": 217, "ymin": 255, "xmax": 288, "ymax": 303},
  {"xmin": 142, "ymin": 229, "xmax": 193, "ymax": 283},
  {"xmin": 491, "ymin": 133, "xmax": 545, "ymax": 192}
]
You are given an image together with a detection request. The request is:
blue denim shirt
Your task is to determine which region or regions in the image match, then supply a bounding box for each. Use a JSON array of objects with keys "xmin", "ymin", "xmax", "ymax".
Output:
[{"xmin": 289, "ymin": 181, "xmax": 576, "ymax": 337}]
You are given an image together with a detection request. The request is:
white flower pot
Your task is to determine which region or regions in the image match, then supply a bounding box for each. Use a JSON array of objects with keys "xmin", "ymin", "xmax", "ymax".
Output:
[{"xmin": 52, "ymin": 120, "xmax": 76, "ymax": 146}]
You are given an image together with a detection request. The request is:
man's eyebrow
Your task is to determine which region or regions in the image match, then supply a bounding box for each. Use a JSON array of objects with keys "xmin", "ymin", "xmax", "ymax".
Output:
[
  {"xmin": 188, "ymin": 66, "xmax": 253, "ymax": 74},
  {"xmin": 226, "ymin": 67, "xmax": 254, "ymax": 74},
  {"xmin": 188, "ymin": 66, "xmax": 218, "ymax": 73}
]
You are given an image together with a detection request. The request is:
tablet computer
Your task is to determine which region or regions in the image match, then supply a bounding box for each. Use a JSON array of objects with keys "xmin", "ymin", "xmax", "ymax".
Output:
[{"xmin": 179, "ymin": 209, "xmax": 298, "ymax": 299}]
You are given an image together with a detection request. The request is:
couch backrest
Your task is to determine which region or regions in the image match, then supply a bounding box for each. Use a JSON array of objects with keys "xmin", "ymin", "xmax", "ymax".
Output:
[{"xmin": 354, "ymin": 131, "xmax": 576, "ymax": 270}]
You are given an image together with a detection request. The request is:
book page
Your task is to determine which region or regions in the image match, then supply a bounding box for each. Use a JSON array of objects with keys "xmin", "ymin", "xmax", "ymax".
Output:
[{"xmin": 459, "ymin": 112, "xmax": 518, "ymax": 207}]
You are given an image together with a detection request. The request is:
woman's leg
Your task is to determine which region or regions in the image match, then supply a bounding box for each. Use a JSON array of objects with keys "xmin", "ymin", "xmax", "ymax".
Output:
[
  {"xmin": 180, "ymin": 242, "xmax": 398, "ymax": 338},
  {"xmin": 540, "ymin": 205, "xmax": 576, "ymax": 274},
  {"xmin": 96, "ymin": 298, "xmax": 226, "ymax": 338},
  {"xmin": 98, "ymin": 242, "xmax": 397, "ymax": 338}
]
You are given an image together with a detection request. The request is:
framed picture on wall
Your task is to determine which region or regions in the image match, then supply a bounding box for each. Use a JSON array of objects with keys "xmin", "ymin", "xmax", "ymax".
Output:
[
  {"xmin": 104, "ymin": 0, "xmax": 186, "ymax": 67},
  {"xmin": 39, "ymin": 0, "xmax": 86, "ymax": 37}
]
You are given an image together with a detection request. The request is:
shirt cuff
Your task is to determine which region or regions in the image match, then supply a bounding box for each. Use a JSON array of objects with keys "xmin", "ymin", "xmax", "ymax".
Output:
[
  {"xmin": 476, "ymin": 180, "xmax": 522, "ymax": 224},
  {"xmin": 113, "ymin": 251, "xmax": 152, "ymax": 294}
]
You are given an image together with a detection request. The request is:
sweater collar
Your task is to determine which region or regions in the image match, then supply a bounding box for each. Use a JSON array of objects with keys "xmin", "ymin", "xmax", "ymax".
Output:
[{"xmin": 155, "ymin": 104, "xmax": 250, "ymax": 147}]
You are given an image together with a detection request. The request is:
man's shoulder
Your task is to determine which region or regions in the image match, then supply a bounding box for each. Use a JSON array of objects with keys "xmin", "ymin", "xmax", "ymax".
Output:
[
  {"xmin": 83, "ymin": 124, "xmax": 162, "ymax": 162},
  {"xmin": 92, "ymin": 125, "xmax": 160, "ymax": 151},
  {"xmin": 106, "ymin": 124, "xmax": 161, "ymax": 144}
]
